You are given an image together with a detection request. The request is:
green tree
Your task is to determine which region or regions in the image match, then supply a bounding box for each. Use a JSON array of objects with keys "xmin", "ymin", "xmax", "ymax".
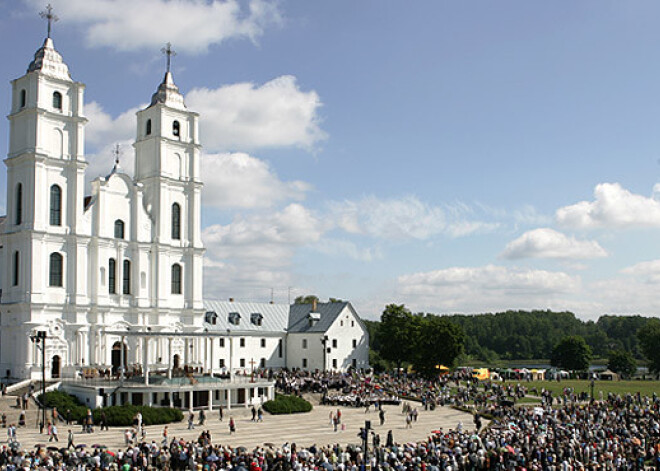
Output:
[
  {"xmin": 607, "ymin": 350, "xmax": 637, "ymax": 378},
  {"xmin": 294, "ymin": 295, "xmax": 319, "ymax": 304},
  {"xmin": 551, "ymin": 335, "xmax": 592, "ymax": 371},
  {"xmin": 377, "ymin": 304, "xmax": 417, "ymax": 371},
  {"xmin": 638, "ymin": 319, "xmax": 660, "ymax": 373},
  {"xmin": 411, "ymin": 315, "xmax": 465, "ymax": 377}
]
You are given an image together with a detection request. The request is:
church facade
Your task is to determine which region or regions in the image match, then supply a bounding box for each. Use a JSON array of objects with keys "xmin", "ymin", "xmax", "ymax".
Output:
[{"xmin": 0, "ymin": 33, "xmax": 369, "ymax": 384}]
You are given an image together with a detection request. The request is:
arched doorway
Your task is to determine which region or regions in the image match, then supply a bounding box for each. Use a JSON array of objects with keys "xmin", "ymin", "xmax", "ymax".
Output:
[
  {"xmin": 51, "ymin": 355, "xmax": 61, "ymax": 379},
  {"xmin": 173, "ymin": 354, "xmax": 180, "ymax": 369},
  {"xmin": 111, "ymin": 341, "xmax": 128, "ymax": 374}
]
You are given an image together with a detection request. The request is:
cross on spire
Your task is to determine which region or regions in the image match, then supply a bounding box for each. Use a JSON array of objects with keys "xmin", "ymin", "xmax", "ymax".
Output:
[
  {"xmin": 39, "ymin": 4, "xmax": 59, "ymax": 39},
  {"xmin": 161, "ymin": 42, "xmax": 176, "ymax": 73},
  {"xmin": 112, "ymin": 144, "xmax": 121, "ymax": 165}
]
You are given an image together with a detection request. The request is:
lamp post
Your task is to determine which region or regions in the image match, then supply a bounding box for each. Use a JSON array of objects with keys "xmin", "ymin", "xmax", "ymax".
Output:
[{"xmin": 29, "ymin": 331, "xmax": 47, "ymax": 434}]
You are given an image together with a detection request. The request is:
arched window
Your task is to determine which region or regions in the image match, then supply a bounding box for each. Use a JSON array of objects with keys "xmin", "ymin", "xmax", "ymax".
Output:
[
  {"xmin": 52, "ymin": 91, "xmax": 62, "ymax": 110},
  {"xmin": 12, "ymin": 251, "xmax": 19, "ymax": 286},
  {"xmin": 108, "ymin": 258, "xmax": 116, "ymax": 294},
  {"xmin": 15, "ymin": 183, "xmax": 22, "ymax": 225},
  {"xmin": 114, "ymin": 220, "xmax": 125, "ymax": 239},
  {"xmin": 172, "ymin": 120, "xmax": 180, "ymax": 137},
  {"xmin": 171, "ymin": 203, "xmax": 181, "ymax": 240},
  {"xmin": 50, "ymin": 185, "xmax": 62, "ymax": 226},
  {"xmin": 171, "ymin": 263, "xmax": 182, "ymax": 294},
  {"xmin": 20, "ymin": 90, "xmax": 26, "ymax": 108},
  {"xmin": 49, "ymin": 252, "xmax": 63, "ymax": 287},
  {"xmin": 122, "ymin": 259, "xmax": 131, "ymax": 295},
  {"xmin": 146, "ymin": 119, "xmax": 152, "ymax": 136}
]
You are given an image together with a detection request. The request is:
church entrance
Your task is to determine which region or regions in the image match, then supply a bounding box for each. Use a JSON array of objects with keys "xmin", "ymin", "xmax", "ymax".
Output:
[
  {"xmin": 173, "ymin": 354, "xmax": 180, "ymax": 369},
  {"xmin": 51, "ymin": 355, "xmax": 61, "ymax": 379},
  {"xmin": 111, "ymin": 341, "xmax": 128, "ymax": 374}
]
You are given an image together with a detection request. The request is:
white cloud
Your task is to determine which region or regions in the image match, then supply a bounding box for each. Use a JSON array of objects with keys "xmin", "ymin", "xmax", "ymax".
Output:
[
  {"xmin": 311, "ymin": 238, "xmax": 383, "ymax": 262},
  {"xmin": 556, "ymin": 182, "xmax": 660, "ymax": 229},
  {"xmin": 329, "ymin": 195, "xmax": 498, "ymax": 241},
  {"xmin": 202, "ymin": 203, "xmax": 325, "ymax": 300},
  {"xmin": 501, "ymin": 228, "xmax": 608, "ymax": 260},
  {"xmin": 396, "ymin": 264, "xmax": 580, "ymax": 314},
  {"xmin": 202, "ymin": 153, "xmax": 311, "ymax": 209},
  {"xmin": 186, "ymin": 76, "xmax": 327, "ymax": 152},
  {"xmin": 24, "ymin": 0, "xmax": 281, "ymax": 54}
]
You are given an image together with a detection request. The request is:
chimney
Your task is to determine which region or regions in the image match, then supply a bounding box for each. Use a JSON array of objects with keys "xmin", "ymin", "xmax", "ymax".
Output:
[
  {"xmin": 229, "ymin": 298, "xmax": 234, "ymax": 302},
  {"xmin": 312, "ymin": 298, "xmax": 317, "ymax": 312}
]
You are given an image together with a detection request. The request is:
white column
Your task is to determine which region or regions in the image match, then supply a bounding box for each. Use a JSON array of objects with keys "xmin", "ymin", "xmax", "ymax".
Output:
[
  {"xmin": 167, "ymin": 337, "xmax": 173, "ymax": 379},
  {"xmin": 143, "ymin": 337, "xmax": 150, "ymax": 385},
  {"xmin": 208, "ymin": 390, "xmax": 213, "ymax": 411},
  {"xmin": 188, "ymin": 390, "xmax": 193, "ymax": 410},
  {"xmin": 204, "ymin": 338, "xmax": 208, "ymax": 372},
  {"xmin": 210, "ymin": 338, "xmax": 215, "ymax": 375},
  {"xmin": 226, "ymin": 390, "xmax": 231, "ymax": 410}
]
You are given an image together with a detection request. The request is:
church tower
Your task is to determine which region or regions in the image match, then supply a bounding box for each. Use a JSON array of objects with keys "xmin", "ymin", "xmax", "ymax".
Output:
[
  {"xmin": 133, "ymin": 44, "xmax": 204, "ymax": 317},
  {"xmin": 1, "ymin": 13, "xmax": 88, "ymax": 378}
]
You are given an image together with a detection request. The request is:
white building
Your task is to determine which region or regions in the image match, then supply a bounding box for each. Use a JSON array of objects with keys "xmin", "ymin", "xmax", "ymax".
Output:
[{"xmin": 0, "ymin": 31, "xmax": 369, "ymax": 393}]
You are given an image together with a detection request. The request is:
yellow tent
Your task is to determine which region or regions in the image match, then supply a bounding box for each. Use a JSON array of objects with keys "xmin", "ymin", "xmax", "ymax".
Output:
[{"xmin": 472, "ymin": 368, "xmax": 490, "ymax": 381}]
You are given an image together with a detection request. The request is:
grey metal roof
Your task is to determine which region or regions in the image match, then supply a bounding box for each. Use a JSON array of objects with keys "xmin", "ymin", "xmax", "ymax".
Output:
[
  {"xmin": 203, "ymin": 300, "xmax": 289, "ymax": 333},
  {"xmin": 287, "ymin": 302, "xmax": 348, "ymax": 333}
]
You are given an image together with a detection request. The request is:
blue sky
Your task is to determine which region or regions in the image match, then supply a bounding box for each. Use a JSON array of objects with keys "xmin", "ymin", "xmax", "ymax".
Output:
[{"xmin": 3, "ymin": 0, "xmax": 660, "ymax": 320}]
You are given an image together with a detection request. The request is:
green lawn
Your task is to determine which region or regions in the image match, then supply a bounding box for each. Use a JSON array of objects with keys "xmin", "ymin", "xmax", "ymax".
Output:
[{"xmin": 501, "ymin": 380, "xmax": 660, "ymax": 398}]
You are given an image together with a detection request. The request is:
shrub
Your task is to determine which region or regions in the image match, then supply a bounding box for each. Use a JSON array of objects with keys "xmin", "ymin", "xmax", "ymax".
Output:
[
  {"xmin": 39, "ymin": 391, "xmax": 183, "ymax": 426},
  {"xmin": 263, "ymin": 394, "xmax": 313, "ymax": 415}
]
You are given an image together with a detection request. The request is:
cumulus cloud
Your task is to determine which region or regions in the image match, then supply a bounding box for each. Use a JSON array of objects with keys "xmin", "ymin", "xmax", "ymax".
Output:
[
  {"xmin": 556, "ymin": 182, "xmax": 660, "ymax": 229},
  {"xmin": 396, "ymin": 265, "xmax": 580, "ymax": 313},
  {"xmin": 329, "ymin": 195, "xmax": 498, "ymax": 241},
  {"xmin": 24, "ymin": 0, "xmax": 281, "ymax": 54},
  {"xmin": 202, "ymin": 203, "xmax": 325, "ymax": 300},
  {"xmin": 202, "ymin": 153, "xmax": 311, "ymax": 209},
  {"xmin": 186, "ymin": 76, "xmax": 327, "ymax": 152},
  {"xmin": 501, "ymin": 228, "xmax": 608, "ymax": 260}
]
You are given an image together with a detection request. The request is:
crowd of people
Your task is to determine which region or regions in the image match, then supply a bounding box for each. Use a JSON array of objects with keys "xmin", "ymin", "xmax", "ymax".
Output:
[{"xmin": 0, "ymin": 371, "xmax": 658, "ymax": 470}]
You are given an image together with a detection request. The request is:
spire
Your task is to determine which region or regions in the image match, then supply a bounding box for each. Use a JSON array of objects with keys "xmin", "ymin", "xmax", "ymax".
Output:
[
  {"xmin": 106, "ymin": 144, "xmax": 123, "ymax": 179},
  {"xmin": 149, "ymin": 42, "xmax": 186, "ymax": 110},
  {"xmin": 28, "ymin": 5, "xmax": 70, "ymax": 81}
]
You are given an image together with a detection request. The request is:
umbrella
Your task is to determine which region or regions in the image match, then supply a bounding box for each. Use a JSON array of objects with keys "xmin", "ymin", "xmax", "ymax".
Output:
[
  {"xmin": 236, "ymin": 446, "xmax": 248, "ymax": 453},
  {"xmin": 432, "ymin": 430, "xmax": 442, "ymax": 434},
  {"xmin": 47, "ymin": 446, "xmax": 59, "ymax": 452},
  {"xmin": 34, "ymin": 444, "xmax": 46, "ymax": 448},
  {"xmin": 505, "ymin": 446, "xmax": 515, "ymax": 454},
  {"xmin": 105, "ymin": 451, "xmax": 116, "ymax": 457},
  {"xmin": 76, "ymin": 444, "xmax": 87, "ymax": 449}
]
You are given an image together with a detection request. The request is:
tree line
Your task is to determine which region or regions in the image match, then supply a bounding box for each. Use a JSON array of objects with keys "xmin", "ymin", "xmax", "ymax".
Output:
[{"xmin": 365, "ymin": 305, "xmax": 660, "ymax": 377}]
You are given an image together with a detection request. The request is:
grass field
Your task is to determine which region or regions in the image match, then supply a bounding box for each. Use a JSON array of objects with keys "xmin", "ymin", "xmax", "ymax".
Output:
[{"xmin": 501, "ymin": 380, "xmax": 660, "ymax": 398}]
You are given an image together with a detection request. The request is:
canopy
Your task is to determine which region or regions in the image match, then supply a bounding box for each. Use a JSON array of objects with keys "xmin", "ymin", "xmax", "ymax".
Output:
[{"xmin": 472, "ymin": 368, "xmax": 489, "ymax": 381}]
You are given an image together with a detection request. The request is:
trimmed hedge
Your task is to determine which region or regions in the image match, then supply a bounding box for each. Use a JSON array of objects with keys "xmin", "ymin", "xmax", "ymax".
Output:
[
  {"xmin": 40, "ymin": 391, "xmax": 183, "ymax": 426},
  {"xmin": 263, "ymin": 394, "xmax": 313, "ymax": 415}
]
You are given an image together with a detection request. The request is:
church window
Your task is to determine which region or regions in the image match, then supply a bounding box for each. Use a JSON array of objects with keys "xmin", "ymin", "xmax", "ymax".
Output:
[
  {"xmin": 240, "ymin": 338, "xmax": 245, "ymax": 347},
  {"xmin": 108, "ymin": 258, "xmax": 116, "ymax": 294},
  {"xmin": 260, "ymin": 358, "xmax": 266, "ymax": 368},
  {"xmin": 219, "ymin": 338, "xmax": 225, "ymax": 347},
  {"xmin": 353, "ymin": 339, "xmax": 357, "ymax": 348},
  {"xmin": 219, "ymin": 359, "xmax": 225, "ymax": 368},
  {"xmin": 278, "ymin": 339, "xmax": 283, "ymax": 358},
  {"xmin": 15, "ymin": 184, "xmax": 22, "ymax": 225},
  {"xmin": 171, "ymin": 203, "xmax": 181, "ymax": 240},
  {"xmin": 122, "ymin": 259, "xmax": 131, "ymax": 295},
  {"xmin": 114, "ymin": 220, "xmax": 125, "ymax": 239},
  {"xmin": 50, "ymin": 185, "xmax": 62, "ymax": 226},
  {"xmin": 302, "ymin": 339, "xmax": 307, "ymax": 349},
  {"xmin": 20, "ymin": 90, "xmax": 26, "ymax": 108},
  {"xmin": 261, "ymin": 338, "xmax": 266, "ymax": 348},
  {"xmin": 49, "ymin": 252, "xmax": 63, "ymax": 287},
  {"xmin": 228, "ymin": 312, "xmax": 241, "ymax": 325},
  {"xmin": 302, "ymin": 358, "xmax": 308, "ymax": 369},
  {"xmin": 251, "ymin": 313, "xmax": 263, "ymax": 326},
  {"xmin": 332, "ymin": 339, "xmax": 337, "ymax": 348},
  {"xmin": 205, "ymin": 312, "xmax": 218, "ymax": 325},
  {"xmin": 12, "ymin": 251, "xmax": 19, "ymax": 286},
  {"xmin": 240, "ymin": 358, "xmax": 245, "ymax": 368},
  {"xmin": 146, "ymin": 119, "xmax": 152, "ymax": 136},
  {"xmin": 173, "ymin": 120, "xmax": 180, "ymax": 137},
  {"xmin": 171, "ymin": 263, "xmax": 182, "ymax": 294},
  {"xmin": 332, "ymin": 359, "xmax": 337, "ymax": 369},
  {"xmin": 52, "ymin": 91, "xmax": 62, "ymax": 110}
]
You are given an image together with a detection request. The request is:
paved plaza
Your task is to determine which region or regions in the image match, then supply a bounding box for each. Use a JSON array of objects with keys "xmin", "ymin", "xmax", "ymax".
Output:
[{"xmin": 2, "ymin": 399, "xmax": 474, "ymax": 451}]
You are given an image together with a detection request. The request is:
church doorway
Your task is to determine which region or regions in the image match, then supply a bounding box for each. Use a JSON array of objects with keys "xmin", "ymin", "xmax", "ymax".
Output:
[
  {"xmin": 51, "ymin": 355, "xmax": 61, "ymax": 379},
  {"xmin": 173, "ymin": 354, "xmax": 180, "ymax": 369},
  {"xmin": 111, "ymin": 341, "xmax": 128, "ymax": 374}
]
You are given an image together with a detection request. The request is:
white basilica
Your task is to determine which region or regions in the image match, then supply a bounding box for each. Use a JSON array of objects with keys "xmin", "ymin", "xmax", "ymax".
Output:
[{"xmin": 0, "ymin": 30, "xmax": 368, "ymax": 407}]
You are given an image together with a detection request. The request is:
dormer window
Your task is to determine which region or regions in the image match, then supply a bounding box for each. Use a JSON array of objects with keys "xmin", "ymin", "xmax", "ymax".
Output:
[
  {"xmin": 251, "ymin": 313, "xmax": 263, "ymax": 326},
  {"xmin": 20, "ymin": 90, "xmax": 26, "ymax": 108},
  {"xmin": 205, "ymin": 311, "xmax": 218, "ymax": 325},
  {"xmin": 146, "ymin": 119, "xmax": 152, "ymax": 136},
  {"xmin": 308, "ymin": 312, "xmax": 321, "ymax": 327},
  {"xmin": 173, "ymin": 120, "xmax": 180, "ymax": 137},
  {"xmin": 228, "ymin": 312, "xmax": 241, "ymax": 326},
  {"xmin": 53, "ymin": 91, "xmax": 62, "ymax": 110}
]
